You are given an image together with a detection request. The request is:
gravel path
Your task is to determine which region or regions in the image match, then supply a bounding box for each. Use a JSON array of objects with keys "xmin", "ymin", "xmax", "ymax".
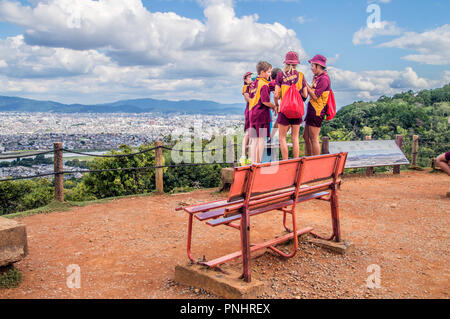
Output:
[{"xmin": 1, "ymin": 170, "xmax": 448, "ymax": 299}]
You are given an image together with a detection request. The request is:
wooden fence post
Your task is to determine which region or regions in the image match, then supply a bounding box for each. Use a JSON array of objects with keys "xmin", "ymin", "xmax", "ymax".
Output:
[
  {"xmin": 155, "ymin": 141, "xmax": 164, "ymax": 194},
  {"xmin": 53, "ymin": 142, "xmax": 64, "ymax": 202},
  {"xmin": 411, "ymin": 135, "xmax": 419, "ymax": 169},
  {"xmin": 394, "ymin": 135, "xmax": 403, "ymax": 175},
  {"xmin": 321, "ymin": 136, "xmax": 330, "ymax": 155},
  {"xmin": 365, "ymin": 136, "xmax": 374, "ymax": 176}
]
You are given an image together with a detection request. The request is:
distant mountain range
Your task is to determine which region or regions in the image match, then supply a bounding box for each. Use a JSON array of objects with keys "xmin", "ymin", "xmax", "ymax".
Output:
[{"xmin": 0, "ymin": 95, "xmax": 244, "ymax": 115}]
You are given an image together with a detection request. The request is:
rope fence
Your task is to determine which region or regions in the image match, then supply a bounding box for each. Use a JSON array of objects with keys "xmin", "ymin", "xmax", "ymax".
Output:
[
  {"xmin": 0, "ymin": 141, "xmax": 238, "ymax": 200},
  {"xmin": 0, "ymin": 135, "xmax": 442, "ymax": 200}
]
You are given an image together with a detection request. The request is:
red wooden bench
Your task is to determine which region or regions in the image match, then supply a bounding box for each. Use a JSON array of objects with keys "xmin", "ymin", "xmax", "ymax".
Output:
[{"xmin": 176, "ymin": 152, "xmax": 348, "ymax": 282}]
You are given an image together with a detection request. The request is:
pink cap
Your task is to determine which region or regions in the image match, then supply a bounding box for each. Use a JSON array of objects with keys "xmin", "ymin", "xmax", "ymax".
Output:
[
  {"xmin": 309, "ymin": 54, "xmax": 327, "ymax": 68},
  {"xmin": 284, "ymin": 51, "xmax": 300, "ymax": 65},
  {"xmin": 243, "ymin": 72, "xmax": 252, "ymax": 80}
]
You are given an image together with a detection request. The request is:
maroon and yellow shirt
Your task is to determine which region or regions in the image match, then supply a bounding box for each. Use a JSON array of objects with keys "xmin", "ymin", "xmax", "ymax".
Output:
[
  {"xmin": 243, "ymin": 84, "xmax": 251, "ymax": 118},
  {"xmin": 248, "ymin": 77, "xmax": 271, "ymax": 125},
  {"xmin": 308, "ymin": 71, "xmax": 331, "ymax": 116},
  {"xmin": 275, "ymin": 70, "xmax": 307, "ymax": 100}
]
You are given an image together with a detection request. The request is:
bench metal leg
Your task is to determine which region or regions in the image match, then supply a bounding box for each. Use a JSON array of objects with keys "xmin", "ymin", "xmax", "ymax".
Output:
[
  {"xmin": 186, "ymin": 213, "xmax": 196, "ymax": 263},
  {"xmin": 269, "ymin": 206, "xmax": 299, "ymax": 258},
  {"xmin": 309, "ymin": 188, "xmax": 341, "ymax": 242},
  {"xmin": 331, "ymin": 190, "xmax": 341, "ymax": 242},
  {"xmin": 240, "ymin": 208, "xmax": 251, "ymax": 283}
]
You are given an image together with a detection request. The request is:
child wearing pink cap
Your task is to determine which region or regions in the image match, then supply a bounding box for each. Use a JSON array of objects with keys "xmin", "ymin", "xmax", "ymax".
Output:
[
  {"xmin": 274, "ymin": 51, "xmax": 308, "ymax": 160},
  {"xmin": 304, "ymin": 54, "xmax": 331, "ymax": 156}
]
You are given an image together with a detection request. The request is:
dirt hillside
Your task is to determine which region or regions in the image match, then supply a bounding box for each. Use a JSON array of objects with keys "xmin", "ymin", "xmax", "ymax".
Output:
[{"xmin": 1, "ymin": 170, "xmax": 449, "ymax": 299}]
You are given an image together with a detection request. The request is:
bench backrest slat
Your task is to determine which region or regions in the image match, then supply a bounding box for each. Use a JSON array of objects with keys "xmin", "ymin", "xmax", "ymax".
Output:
[
  {"xmin": 227, "ymin": 153, "xmax": 347, "ymax": 203},
  {"xmin": 227, "ymin": 158, "xmax": 302, "ymax": 202},
  {"xmin": 299, "ymin": 154, "xmax": 340, "ymax": 184},
  {"xmin": 250, "ymin": 160, "xmax": 301, "ymax": 196}
]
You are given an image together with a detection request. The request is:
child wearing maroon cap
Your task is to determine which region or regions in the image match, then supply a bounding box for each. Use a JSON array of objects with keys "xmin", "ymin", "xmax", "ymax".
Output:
[
  {"xmin": 304, "ymin": 54, "xmax": 331, "ymax": 156},
  {"xmin": 240, "ymin": 72, "xmax": 253, "ymax": 165},
  {"xmin": 248, "ymin": 61, "xmax": 277, "ymax": 163},
  {"xmin": 274, "ymin": 51, "xmax": 308, "ymax": 160}
]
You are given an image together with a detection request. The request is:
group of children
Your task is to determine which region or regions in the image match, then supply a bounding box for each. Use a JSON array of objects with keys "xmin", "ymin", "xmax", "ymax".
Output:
[{"xmin": 240, "ymin": 51, "xmax": 331, "ymax": 165}]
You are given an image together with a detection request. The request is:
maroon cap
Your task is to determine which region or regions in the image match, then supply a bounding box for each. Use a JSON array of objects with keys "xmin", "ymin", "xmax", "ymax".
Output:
[
  {"xmin": 284, "ymin": 51, "xmax": 300, "ymax": 65},
  {"xmin": 243, "ymin": 72, "xmax": 252, "ymax": 80},
  {"xmin": 309, "ymin": 54, "xmax": 327, "ymax": 68}
]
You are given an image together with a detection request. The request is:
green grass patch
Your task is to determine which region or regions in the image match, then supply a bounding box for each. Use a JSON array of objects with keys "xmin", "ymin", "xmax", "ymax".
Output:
[
  {"xmin": 0, "ymin": 265, "xmax": 22, "ymax": 289},
  {"xmin": 2, "ymin": 192, "xmax": 156, "ymax": 219}
]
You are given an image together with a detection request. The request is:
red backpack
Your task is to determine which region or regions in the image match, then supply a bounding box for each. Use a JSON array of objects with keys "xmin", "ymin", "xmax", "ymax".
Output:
[
  {"xmin": 280, "ymin": 84, "xmax": 305, "ymax": 119},
  {"xmin": 325, "ymin": 89, "xmax": 336, "ymax": 121}
]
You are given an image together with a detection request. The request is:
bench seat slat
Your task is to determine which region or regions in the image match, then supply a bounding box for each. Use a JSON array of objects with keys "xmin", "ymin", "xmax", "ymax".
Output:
[
  {"xmin": 195, "ymin": 208, "xmax": 226, "ymax": 221},
  {"xmin": 206, "ymin": 191, "xmax": 329, "ymax": 227},
  {"xmin": 184, "ymin": 199, "xmax": 229, "ymax": 214},
  {"xmin": 183, "ymin": 187, "xmax": 292, "ymax": 214}
]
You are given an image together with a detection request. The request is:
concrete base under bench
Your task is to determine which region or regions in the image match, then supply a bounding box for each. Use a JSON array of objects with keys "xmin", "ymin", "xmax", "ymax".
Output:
[{"xmin": 175, "ymin": 263, "xmax": 265, "ymax": 299}]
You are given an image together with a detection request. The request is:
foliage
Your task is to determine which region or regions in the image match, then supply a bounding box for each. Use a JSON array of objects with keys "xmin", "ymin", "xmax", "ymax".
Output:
[
  {"xmin": 0, "ymin": 179, "xmax": 53, "ymax": 215},
  {"xmin": 0, "ymin": 266, "xmax": 22, "ymax": 289},
  {"xmin": 65, "ymin": 159, "xmax": 89, "ymax": 169},
  {"xmin": 0, "ymin": 154, "xmax": 53, "ymax": 168},
  {"xmin": 322, "ymin": 84, "xmax": 450, "ymax": 166},
  {"xmin": 75, "ymin": 144, "xmax": 156, "ymax": 199}
]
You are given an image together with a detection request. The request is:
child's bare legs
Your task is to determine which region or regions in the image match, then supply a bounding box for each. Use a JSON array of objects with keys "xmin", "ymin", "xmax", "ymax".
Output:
[
  {"xmin": 303, "ymin": 125, "xmax": 312, "ymax": 156},
  {"xmin": 278, "ymin": 124, "xmax": 290, "ymax": 160},
  {"xmin": 291, "ymin": 125, "xmax": 300, "ymax": 158},
  {"xmin": 436, "ymin": 153, "xmax": 450, "ymax": 176},
  {"xmin": 241, "ymin": 131, "xmax": 249, "ymax": 158},
  {"xmin": 256, "ymin": 137, "xmax": 266, "ymax": 163},
  {"xmin": 249, "ymin": 138, "xmax": 257, "ymax": 164},
  {"xmin": 309, "ymin": 125, "xmax": 321, "ymax": 155}
]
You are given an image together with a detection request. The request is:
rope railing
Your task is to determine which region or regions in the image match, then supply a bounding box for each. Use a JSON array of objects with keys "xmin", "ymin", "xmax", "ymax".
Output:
[
  {"xmin": 0, "ymin": 141, "xmax": 237, "ymax": 189},
  {"xmin": 0, "ymin": 162, "xmax": 231, "ymax": 183},
  {"xmin": 0, "ymin": 149, "xmax": 54, "ymax": 160},
  {"xmin": 0, "ymin": 135, "xmax": 442, "ymax": 196}
]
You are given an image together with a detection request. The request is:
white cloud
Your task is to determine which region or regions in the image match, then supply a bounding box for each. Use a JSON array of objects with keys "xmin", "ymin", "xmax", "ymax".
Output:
[
  {"xmin": 297, "ymin": 16, "xmax": 315, "ymax": 24},
  {"xmin": 379, "ymin": 24, "xmax": 450, "ymax": 65},
  {"xmin": 0, "ymin": 35, "xmax": 110, "ymax": 78},
  {"xmin": 353, "ymin": 20, "xmax": 402, "ymax": 45},
  {"xmin": 0, "ymin": 0, "xmax": 445, "ymax": 107},
  {"xmin": 328, "ymin": 66, "xmax": 443, "ymax": 103},
  {"xmin": 0, "ymin": 0, "xmax": 305, "ymax": 68},
  {"xmin": 0, "ymin": 0, "xmax": 310, "ymax": 103}
]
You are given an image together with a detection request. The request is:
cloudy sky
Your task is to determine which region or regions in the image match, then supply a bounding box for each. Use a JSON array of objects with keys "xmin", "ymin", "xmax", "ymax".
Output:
[{"xmin": 0, "ymin": 0, "xmax": 448, "ymax": 107}]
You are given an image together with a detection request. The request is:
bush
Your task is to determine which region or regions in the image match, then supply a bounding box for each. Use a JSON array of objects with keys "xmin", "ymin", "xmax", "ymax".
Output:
[
  {"xmin": 0, "ymin": 179, "xmax": 53, "ymax": 215},
  {"xmin": 0, "ymin": 266, "xmax": 22, "ymax": 289}
]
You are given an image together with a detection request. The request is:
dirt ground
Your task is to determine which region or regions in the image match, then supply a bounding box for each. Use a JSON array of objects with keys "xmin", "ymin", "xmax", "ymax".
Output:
[{"xmin": 1, "ymin": 170, "xmax": 449, "ymax": 299}]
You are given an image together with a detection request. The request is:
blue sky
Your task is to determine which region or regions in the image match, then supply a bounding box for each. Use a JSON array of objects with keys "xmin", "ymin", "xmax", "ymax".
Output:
[{"xmin": 0, "ymin": 0, "xmax": 448, "ymax": 107}]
